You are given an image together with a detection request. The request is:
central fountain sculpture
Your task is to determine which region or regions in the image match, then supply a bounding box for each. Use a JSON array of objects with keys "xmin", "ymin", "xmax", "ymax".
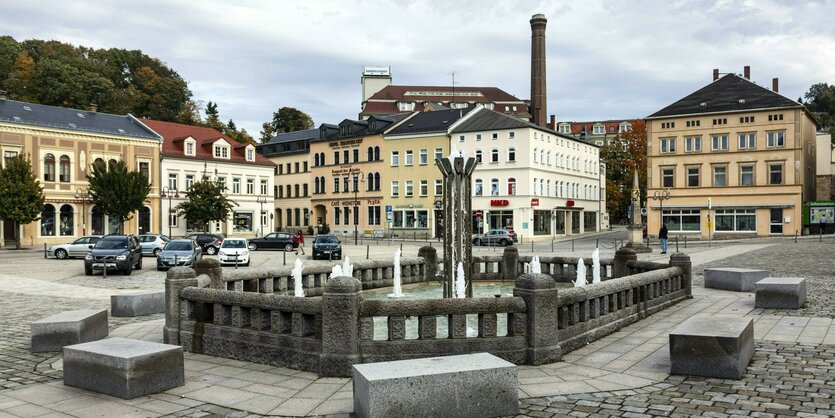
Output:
[{"xmin": 436, "ymin": 147, "xmax": 478, "ymax": 298}]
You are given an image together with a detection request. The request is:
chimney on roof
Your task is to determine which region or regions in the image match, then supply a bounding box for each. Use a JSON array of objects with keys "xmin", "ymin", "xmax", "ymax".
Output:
[
  {"xmin": 530, "ymin": 13, "xmax": 547, "ymax": 127},
  {"xmin": 712, "ymin": 68, "xmax": 719, "ymax": 81},
  {"xmin": 772, "ymin": 77, "xmax": 779, "ymax": 93},
  {"xmin": 88, "ymin": 103, "xmax": 98, "ymax": 113},
  {"xmin": 548, "ymin": 114, "xmax": 556, "ymax": 130},
  {"xmin": 743, "ymin": 65, "xmax": 750, "ymax": 79},
  {"xmin": 0, "ymin": 90, "xmax": 7, "ymax": 100}
]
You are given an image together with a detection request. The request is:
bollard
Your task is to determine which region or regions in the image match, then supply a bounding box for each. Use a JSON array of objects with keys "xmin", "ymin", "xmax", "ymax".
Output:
[
  {"xmin": 283, "ymin": 250, "xmax": 286, "ymax": 266},
  {"xmin": 44, "ymin": 243, "xmax": 47, "ymax": 259},
  {"xmin": 234, "ymin": 253, "xmax": 238, "ymax": 270},
  {"xmin": 675, "ymin": 235, "xmax": 679, "ymax": 252},
  {"xmin": 596, "ymin": 238, "xmax": 599, "ymax": 249},
  {"xmin": 366, "ymin": 245, "xmax": 369, "ymax": 259},
  {"xmin": 571, "ymin": 239, "xmax": 575, "ymax": 252},
  {"xmin": 400, "ymin": 243, "xmax": 403, "ymax": 252},
  {"xmin": 102, "ymin": 256, "xmax": 108, "ymax": 279},
  {"xmin": 684, "ymin": 235, "xmax": 687, "ymax": 249},
  {"xmin": 531, "ymin": 240, "xmax": 534, "ymax": 252},
  {"xmin": 795, "ymin": 231, "xmax": 798, "ymax": 243},
  {"xmin": 551, "ymin": 239, "xmax": 554, "ymax": 252}
]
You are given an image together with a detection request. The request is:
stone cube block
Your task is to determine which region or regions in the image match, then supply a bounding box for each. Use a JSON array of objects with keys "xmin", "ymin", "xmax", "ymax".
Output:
[
  {"xmin": 352, "ymin": 352, "xmax": 517, "ymax": 418},
  {"xmin": 63, "ymin": 337, "xmax": 184, "ymax": 399},
  {"xmin": 704, "ymin": 268, "xmax": 768, "ymax": 292},
  {"xmin": 30, "ymin": 309, "xmax": 108, "ymax": 352},
  {"xmin": 111, "ymin": 291, "xmax": 165, "ymax": 317},
  {"xmin": 755, "ymin": 277, "xmax": 806, "ymax": 309},
  {"xmin": 669, "ymin": 316, "xmax": 754, "ymax": 379}
]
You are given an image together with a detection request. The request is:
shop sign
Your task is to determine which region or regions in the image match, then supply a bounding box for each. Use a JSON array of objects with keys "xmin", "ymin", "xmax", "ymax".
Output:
[
  {"xmin": 531, "ymin": 198, "xmax": 540, "ymax": 207},
  {"xmin": 566, "ymin": 200, "xmax": 575, "ymax": 207},
  {"xmin": 490, "ymin": 199, "xmax": 509, "ymax": 207},
  {"xmin": 328, "ymin": 138, "xmax": 362, "ymax": 148},
  {"xmin": 330, "ymin": 200, "xmax": 361, "ymax": 207},
  {"xmin": 367, "ymin": 199, "xmax": 381, "ymax": 205},
  {"xmin": 331, "ymin": 166, "xmax": 361, "ymax": 175},
  {"xmin": 395, "ymin": 204, "xmax": 423, "ymax": 208}
]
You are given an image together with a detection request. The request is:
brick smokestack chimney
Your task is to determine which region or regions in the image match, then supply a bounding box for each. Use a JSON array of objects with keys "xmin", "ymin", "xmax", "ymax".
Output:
[
  {"xmin": 743, "ymin": 65, "xmax": 750, "ymax": 79},
  {"xmin": 713, "ymin": 68, "xmax": 719, "ymax": 81},
  {"xmin": 530, "ymin": 13, "xmax": 547, "ymax": 127},
  {"xmin": 772, "ymin": 78, "xmax": 779, "ymax": 93}
]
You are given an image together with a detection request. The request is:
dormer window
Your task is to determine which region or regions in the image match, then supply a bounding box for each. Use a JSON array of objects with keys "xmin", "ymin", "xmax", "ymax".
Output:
[
  {"xmin": 185, "ymin": 139, "xmax": 196, "ymax": 156},
  {"xmin": 214, "ymin": 143, "xmax": 230, "ymax": 159},
  {"xmin": 618, "ymin": 123, "xmax": 631, "ymax": 133},
  {"xmin": 397, "ymin": 101, "xmax": 415, "ymax": 112},
  {"xmin": 592, "ymin": 124, "xmax": 605, "ymax": 135},
  {"xmin": 246, "ymin": 147, "xmax": 255, "ymax": 162},
  {"xmin": 559, "ymin": 124, "xmax": 571, "ymax": 134},
  {"xmin": 483, "ymin": 103, "xmax": 494, "ymax": 110}
]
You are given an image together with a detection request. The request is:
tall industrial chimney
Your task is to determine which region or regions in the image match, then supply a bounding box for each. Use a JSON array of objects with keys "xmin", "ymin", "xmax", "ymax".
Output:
[{"xmin": 530, "ymin": 13, "xmax": 547, "ymax": 127}]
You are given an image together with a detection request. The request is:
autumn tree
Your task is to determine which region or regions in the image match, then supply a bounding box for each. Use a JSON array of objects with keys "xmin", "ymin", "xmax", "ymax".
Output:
[
  {"xmin": 87, "ymin": 160, "xmax": 151, "ymax": 233},
  {"xmin": 175, "ymin": 178, "xmax": 237, "ymax": 233},
  {"xmin": 600, "ymin": 120, "xmax": 647, "ymax": 223},
  {"xmin": 0, "ymin": 154, "xmax": 44, "ymax": 249}
]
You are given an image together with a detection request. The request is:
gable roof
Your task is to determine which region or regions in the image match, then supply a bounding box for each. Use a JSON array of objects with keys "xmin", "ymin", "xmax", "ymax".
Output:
[
  {"xmin": 0, "ymin": 99, "xmax": 160, "ymax": 140},
  {"xmin": 139, "ymin": 118, "xmax": 274, "ymax": 166},
  {"xmin": 648, "ymin": 74, "xmax": 803, "ymax": 119},
  {"xmin": 311, "ymin": 114, "xmax": 409, "ymax": 143},
  {"xmin": 264, "ymin": 129, "xmax": 318, "ymax": 145},
  {"xmin": 361, "ymin": 85, "xmax": 530, "ymax": 119},
  {"xmin": 452, "ymin": 108, "xmax": 594, "ymax": 146},
  {"xmin": 387, "ymin": 107, "xmax": 477, "ymax": 136}
]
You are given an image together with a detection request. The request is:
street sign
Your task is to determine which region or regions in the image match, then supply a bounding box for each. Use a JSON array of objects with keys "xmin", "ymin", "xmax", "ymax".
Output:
[
  {"xmin": 640, "ymin": 207, "xmax": 647, "ymax": 216},
  {"xmin": 475, "ymin": 210, "xmax": 483, "ymax": 218},
  {"xmin": 385, "ymin": 205, "xmax": 393, "ymax": 213}
]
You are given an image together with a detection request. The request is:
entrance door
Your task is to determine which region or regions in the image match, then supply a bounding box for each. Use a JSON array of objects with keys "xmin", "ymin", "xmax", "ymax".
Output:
[
  {"xmin": 770, "ymin": 208, "xmax": 783, "ymax": 234},
  {"xmin": 3, "ymin": 221, "xmax": 16, "ymax": 247},
  {"xmin": 138, "ymin": 207, "xmax": 151, "ymax": 235}
]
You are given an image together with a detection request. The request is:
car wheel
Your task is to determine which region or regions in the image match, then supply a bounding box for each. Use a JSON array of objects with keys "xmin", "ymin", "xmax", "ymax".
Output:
[
  {"xmin": 54, "ymin": 249, "xmax": 68, "ymax": 259},
  {"xmin": 84, "ymin": 265, "xmax": 92, "ymax": 276},
  {"xmin": 136, "ymin": 256, "xmax": 142, "ymax": 270},
  {"xmin": 500, "ymin": 239, "xmax": 509, "ymax": 246},
  {"xmin": 249, "ymin": 243, "xmax": 258, "ymax": 251},
  {"xmin": 123, "ymin": 262, "xmax": 133, "ymax": 276},
  {"xmin": 284, "ymin": 243, "xmax": 293, "ymax": 252},
  {"xmin": 206, "ymin": 246, "xmax": 217, "ymax": 255},
  {"xmin": 473, "ymin": 239, "xmax": 482, "ymax": 246},
  {"xmin": 153, "ymin": 248, "xmax": 162, "ymax": 257}
]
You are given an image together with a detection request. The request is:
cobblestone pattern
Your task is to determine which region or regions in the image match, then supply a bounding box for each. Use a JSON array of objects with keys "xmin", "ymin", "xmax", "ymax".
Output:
[
  {"xmin": 693, "ymin": 241, "xmax": 835, "ymax": 318},
  {"xmin": 515, "ymin": 341, "xmax": 835, "ymax": 418}
]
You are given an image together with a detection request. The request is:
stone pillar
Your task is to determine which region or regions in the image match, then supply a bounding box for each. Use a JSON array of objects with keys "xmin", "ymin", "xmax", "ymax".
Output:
[
  {"xmin": 613, "ymin": 247, "xmax": 637, "ymax": 279},
  {"xmin": 669, "ymin": 252, "xmax": 692, "ymax": 298},
  {"xmin": 502, "ymin": 246, "xmax": 519, "ymax": 280},
  {"xmin": 320, "ymin": 275, "xmax": 362, "ymax": 377},
  {"xmin": 418, "ymin": 246, "xmax": 438, "ymax": 279},
  {"xmin": 514, "ymin": 273, "xmax": 560, "ymax": 364},
  {"xmin": 195, "ymin": 258, "xmax": 223, "ymax": 289},
  {"xmin": 164, "ymin": 267, "xmax": 198, "ymax": 345}
]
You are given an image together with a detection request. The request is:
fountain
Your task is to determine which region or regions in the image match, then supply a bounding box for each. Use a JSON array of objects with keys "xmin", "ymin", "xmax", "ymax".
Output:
[
  {"xmin": 592, "ymin": 248, "xmax": 601, "ymax": 284},
  {"xmin": 530, "ymin": 255, "xmax": 541, "ymax": 274},
  {"xmin": 574, "ymin": 258, "xmax": 587, "ymax": 287},
  {"xmin": 291, "ymin": 258, "xmax": 305, "ymax": 297},
  {"xmin": 329, "ymin": 264, "xmax": 344, "ymax": 280},
  {"xmin": 342, "ymin": 256, "xmax": 353, "ymax": 278},
  {"xmin": 455, "ymin": 262, "xmax": 467, "ymax": 299},
  {"xmin": 388, "ymin": 250, "xmax": 404, "ymax": 298},
  {"xmin": 436, "ymin": 147, "xmax": 477, "ymax": 298}
]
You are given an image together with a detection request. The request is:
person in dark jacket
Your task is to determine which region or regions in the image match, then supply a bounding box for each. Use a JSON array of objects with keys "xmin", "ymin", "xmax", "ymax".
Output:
[{"xmin": 659, "ymin": 223, "xmax": 669, "ymax": 254}]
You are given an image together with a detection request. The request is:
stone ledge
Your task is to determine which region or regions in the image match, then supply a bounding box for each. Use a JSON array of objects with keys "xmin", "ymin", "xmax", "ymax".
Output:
[
  {"xmin": 111, "ymin": 291, "xmax": 165, "ymax": 317},
  {"xmin": 669, "ymin": 316, "xmax": 754, "ymax": 379},
  {"xmin": 704, "ymin": 268, "xmax": 768, "ymax": 292},
  {"xmin": 30, "ymin": 309, "xmax": 108, "ymax": 353},
  {"xmin": 755, "ymin": 277, "xmax": 806, "ymax": 309}
]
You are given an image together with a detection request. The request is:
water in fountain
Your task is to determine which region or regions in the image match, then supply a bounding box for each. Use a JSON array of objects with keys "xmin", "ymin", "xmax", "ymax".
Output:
[
  {"xmin": 342, "ymin": 256, "xmax": 353, "ymax": 277},
  {"xmin": 592, "ymin": 248, "xmax": 601, "ymax": 284},
  {"xmin": 455, "ymin": 262, "xmax": 467, "ymax": 298},
  {"xmin": 530, "ymin": 255, "xmax": 541, "ymax": 274},
  {"xmin": 388, "ymin": 250, "xmax": 404, "ymax": 298},
  {"xmin": 574, "ymin": 258, "xmax": 587, "ymax": 287},
  {"xmin": 329, "ymin": 264, "xmax": 343, "ymax": 280},
  {"xmin": 291, "ymin": 258, "xmax": 305, "ymax": 297}
]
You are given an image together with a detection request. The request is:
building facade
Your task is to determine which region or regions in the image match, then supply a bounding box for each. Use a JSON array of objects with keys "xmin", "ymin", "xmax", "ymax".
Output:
[
  {"xmin": 0, "ymin": 96, "xmax": 162, "ymax": 247},
  {"xmin": 645, "ymin": 71, "xmax": 818, "ymax": 239},
  {"xmin": 556, "ymin": 119, "xmax": 638, "ymax": 146},
  {"xmin": 815, "ymin": 132, "xmax": 834, "ymax": 201},
  {"xmin": 256, "ymin": 129, "xmax": 315, "ymax": 232},
  {"xmin": 139, "ymin": 119, "xmax": 275, "ymax": 238}
]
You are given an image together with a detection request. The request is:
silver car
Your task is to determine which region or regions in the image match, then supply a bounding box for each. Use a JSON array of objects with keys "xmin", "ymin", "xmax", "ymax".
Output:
[
  {"xmin": 47, "ymin": 235, "xmax": 103, "ymax": 259},
  {"xmin": 156, "ymin": 239, "xmax": 202, "ymax": 270},
  {"xmin": 472, "ymin": 229, "xmax": 518, "ymax": 246},
  {"xmin": 139, "ymin": 234, "xmax": 170, "ymax": 256}
]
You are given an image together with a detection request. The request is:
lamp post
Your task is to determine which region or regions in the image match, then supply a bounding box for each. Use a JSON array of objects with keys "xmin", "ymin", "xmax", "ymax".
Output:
[
  {"xmin": 256, "ymin": 195, "xmax": 269, "ymax": 237},
  {"xmin": 74, "ymin": 188, "xmax": 92, "ymax": 235},
  {"xmin": 652, "ymin": 188, "xmax": 671, "ymax": 238},
  {"xmin": 353, "ymin": 170, "xmax": 365, "ymax": 245},
  {"xmin": 160, "ymin": 186, "xmax": 179, "ymax": 238}
]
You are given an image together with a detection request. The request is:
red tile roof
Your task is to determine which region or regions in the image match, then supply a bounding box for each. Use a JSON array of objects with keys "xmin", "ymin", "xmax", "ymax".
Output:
[
  {"xmin": 362, "ymin": 85, "xmax": 530, "ymax": 118},
  {"xmin": 140, "ymin": 119, "xmax": 274, "ymax": 166}
]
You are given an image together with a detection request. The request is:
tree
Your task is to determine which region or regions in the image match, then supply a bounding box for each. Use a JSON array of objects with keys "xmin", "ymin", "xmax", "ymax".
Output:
[
  {"xmin": 269, "ymin": 107, "xmax": 314, "ymax": 134},
  {"xmin": 803, "ymin": 82, "xmax": 835, "ymax": 136},
  {"xmin": 175, "ymin": 178, "xmax": 237, "ymax": 233},
  {"xmin": 5, "ymin": 51, "xmax": 37, "ymax": 102},
  {"xmin": 204, "ymin": 101, "xmax": 224, "ymax": 130},
  {"xmin": 600, "ymin": 120, "xmax": 647, "ymax": 223},
  {"xmin": 87, "ymin": 160, "xmax": 150, "ymax": 233},
  {"xmin": 0, "ymin": 154, "xmax": 45, "ymax": 249},
  {"xmin": 259, "ymin": 122, "xmax": 276, "ymax": 143}
]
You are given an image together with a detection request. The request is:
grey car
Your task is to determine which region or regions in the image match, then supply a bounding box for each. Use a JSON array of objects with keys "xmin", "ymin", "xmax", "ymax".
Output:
[
  {"xmin": 472, "ymin": 229, "xmax": 518, "ymax": 246},
  {"xmin": 139, "ymin": 234, "xmax": 170, "ymax": 256},
  {"xmin": 156, "ymin": 239, "xmax": 202, "ymax": 270},
  {"xmin": 47, "ymin": 235, "xmax": 103, "ymax": 259}
]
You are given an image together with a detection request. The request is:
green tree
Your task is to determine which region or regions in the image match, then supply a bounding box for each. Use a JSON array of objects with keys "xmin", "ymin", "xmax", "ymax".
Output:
[
  {"xmin": 259, "ymin": 122, "xmax": 276, "ymax": 143},
  {"xmin": 177, "ymin": 99, "xmax": 202, "ymax": 125},
  {"xmin": 803, "ymin": 82, "xmax": 835, "ymax": 137},
  {"xmin": 600, "ymin": 120, "xmax": 647, "ymax": 223},
  {"xmin": 87, "ymin": 160, "xmax": 150, "ymax": 233},
  {"xmin": 0, "ymin": 154, "xmax": 45, "ymax": 249},
  {"xmin": 223, "ymin": 119, "xmax": 254, "ymax": 144},
  {"xmin": 175, "ymin": 178, "xmax": 237, "ymax": 233},
  {"xmin": 204, "ymin": 101, "xmax": 224, "ymax": 130},
  {"xmin": 269, "ymin": 107, "xmax": 314, "ymax": 134}
]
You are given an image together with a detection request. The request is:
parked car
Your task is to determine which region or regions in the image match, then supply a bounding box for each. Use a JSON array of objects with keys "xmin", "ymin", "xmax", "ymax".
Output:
[
  {"xmin": 156, "ymin": 239, "xmax": 202, "ymax": 270},
  {"xmin": 218, "ymin": 238, "xmax": 250, "ymax": 266},
  {"xmin": 183, "ymin": 233, "xmax": 224, "ymax": 255},
  {"xmin": 312, "ymin": 235, "xmax": 342, "ymax": 260},
  {"xmin": 138, "ymin": 233, "xmax": 170, "ymax": 256},
  {"xmin": 246, "ymin": 232, "xmax": 297, "ymax": 251},
  {"xmin": 47, "ymin": 235, "xmax": 103, "ymax": 259},
  {"xmin": 84, "ymin": 235, "xmax": 142, "ymax": 275},
  {"xmin": 472, "ymin": 229, "xmax": 518, "ymax": 246}
]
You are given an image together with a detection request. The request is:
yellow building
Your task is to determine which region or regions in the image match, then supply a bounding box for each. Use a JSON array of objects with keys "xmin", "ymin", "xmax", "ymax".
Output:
[
  {"xmin": 0, "ymin": 95, "xmax": 162, "ymax": 247},
  {"xmin": 646, "ymin": 72, "xmax": 818, "ymax": 239},
  {"xmin": 256, "ymin": 129, "xmax": 315, "ymax": 232}
]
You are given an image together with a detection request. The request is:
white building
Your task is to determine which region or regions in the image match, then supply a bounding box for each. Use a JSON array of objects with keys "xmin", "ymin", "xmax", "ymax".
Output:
[
  {"xmin": 140, "ymin": 119, "xmax": 275, "ymax": 238},
  {"xmin": 451, "ymin": 107, "xmax": 607, "ymax": 241}
]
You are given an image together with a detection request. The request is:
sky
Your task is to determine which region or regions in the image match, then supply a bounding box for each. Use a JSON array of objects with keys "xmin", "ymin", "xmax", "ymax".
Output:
[{"xmin": 2, "ymin": 0, "xmax": 834, "ymax": 136}]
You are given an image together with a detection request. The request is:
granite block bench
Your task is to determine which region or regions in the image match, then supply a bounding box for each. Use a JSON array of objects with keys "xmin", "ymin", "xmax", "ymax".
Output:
[
  {"xmin": 111, "ymin": 291, "xmax": 165, "ymax": 317},
  {"xmin": 63, "ymin": 337, "xmax": 184, "ymax": 399},
  {"xmin": 352, "ymin": 352, "xmax": 518, "ymax": 418},
  {"xmin": 704, "ymin": 268, "xmax": 768, "ymax": 292},
  {"xmin": 30, "ymin": 309, "xmax": 108, "ymax": 352},
  {"xmin": 755, "ymin": 277, "xmax": 806, "ymax": 309},
  {"xmin": 669, "ymin": 316, "xmax": 754, "ymax": 379}
]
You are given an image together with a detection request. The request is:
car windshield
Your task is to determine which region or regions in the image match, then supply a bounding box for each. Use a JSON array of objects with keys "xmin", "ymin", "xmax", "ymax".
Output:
[
  {"xmin": 164, "ymin": 241, "xmax": 193, "ymax": 251},
  {"xmin": 222, "ymin": 240, "xmax": 246, "ymax": 249},
  {"xmin": 317, "ymin": 236, "xmax": 338, "ymax": 244},
  {"xmin": 96, "ymin": 239, "xmax": 127, "ymax": 249}
]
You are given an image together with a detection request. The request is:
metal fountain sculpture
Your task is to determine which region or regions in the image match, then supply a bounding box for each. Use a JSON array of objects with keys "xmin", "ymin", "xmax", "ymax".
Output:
[{"xmin": 436, "ymin": 148, "xmax": 477, "ymax": 298}]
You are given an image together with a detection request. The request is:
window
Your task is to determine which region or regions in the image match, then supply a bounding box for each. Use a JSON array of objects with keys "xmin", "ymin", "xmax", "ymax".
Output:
[
  {"xmin": 374, "ymin": 146, "xmax": 380, "ymax": 161},
  {"xmin": 476, "ymin": 134, "xmax": 482, "ymax": 141},
  {"xmin": 711, "ymin": 134, "xmax": 729, "ymax": 151},
  {"xmin": 713, "ymin": 165, "xmax": 727, "ymax": 187},
  {"xmin": 712, "ymin": 118, "xmax": 728, "ymax": 125},
  {"xmin": 294, "ymin": 162, "xmax": 299, "ymax": 173},
  {"xmin": 738, "ymin": 133, "xmax": 755, "ymax": 149},
  {"xmin": 661, "ymin": 168, "xmax": 674, "ymax": 188},
  {"xmin": 592, "ymin": 125, "xmax": 604, "ymax": 134},
  {"xmin": 185, "ymin": 175, "xmax": 194, "ymax": 191},
  {"xmin": 420, "ymin": 180, "xmax": 428, "ymax": 196},
  {"xmin": 559, "ymin": 124, "xmax": 571, "ymax": 134},
  {"xmin": 662, "ymin": 209, "xmax": 701, "ymax": 232},
  {"xmin": 334, "ymin": 151, "xmax": 340, "ymax": 165},
  {"xmin": 491, "ymin": 179, "xmax": 499, "ymax": 196},
  {"xmin": 214, "ymin": 145, "xmax": 229, "ymax": 158},
  {"xmin": 740, "ymin": 116, "xmax": 755, "ymax": 123},
  {"xmin": 58, "ymin": 155, "xmax": 70, "ymax": 182},
  {"xmin": 367, "ymin": 147, "xmax": 374, "ymax": 161},
  {"xmin": 391, "ymin": 181, "xmax": 399, "ymax": 197},
  {"xmin": 41, "ymin": 204, "xmax": 55, "ymax": 236},
  {"xmin": 261, "ymin": 179, "xmax": 268, "ymax": 195},
  {"xmin": 334, "ymin": 207, "xmax": 340, "ymax": 225},
  {"xmin": 740, "ymin": 164, "xmax": 754, "ymax": 186},
  {"xmin": 303, "ymin": 161, "xmax": 308, "ymax": 172},
  {"xmin": 491, "ymin": 132, "xmax": 498, "ymax": 140},
  {"xmin": 43, "ymin": 154, "xmax": 55, "ymax": 181},
  {"xmin": 333, "ymin": 177, "xmax": 340, "ymax": 193},
  {"xmin": 343, "ymin": 150, "xmax": 349, "ymax": 164},
  {"xmin": 474, "ymin": 179, "xmax": 483, "ymax": 196},
  {"xmin": 368, "ymin": 206, "xmax": 381, "ymax": 225},
  {"xmin": 419, "ymin": 149, "xmax": 428, "ymax": 165},
  {"xmin": 684, "ymin": 136, "xmax": 701, "ymax": 152},
  {"xmin": 533, "ymin": 148, "xmax": 538, "ymax": 163},
  {"xmin": 767, "ymin": 131, "xmax": 785, "ymax": 148},
  {"xmin": 168, "ymin": 173, "xmax": 178, "ymax": 190},
  {"xmin": 660, "ymin": 138, "xmax": 676, "ymax": 154},
  {"xmin": 434, "ymin": 148, "xmax": 443, "ymax": 162},
  {"xmin": 59, "ymin": 204, "xmax": 73, "ymax": 236},
  {"xmin": 508, "ymin": 147, "xmax": 516, "ymax": 162},
  {"xmin": 435, "ymin": 179, "xmax": 442, "ymax": 195},
  {"xmin": 661, "ymin": 122, "xmax": 675, "ymax": 129},
  {"xmin": 507, "ymin": 178, "xmax": 516, "ymax": 195},
  {"xmin": 475, "ymin": 150, "xmax": 482, "ymax": 163},
  {"xmin": 374, "ymin": 173, "xmax": 381, "ymax": 191},
  {"xmin": 768, "ymin": 162, "xmax": 783, "ymax": 185},
  {"xmin": 491, "ymin": 149, "xmax": 499, "ymax": 163},
  {"xmin": 404, "ymin": 150, "xmax": 414, "ymax": 166},
  {"xmin": 509, "ymin": 131, "xmax": 515, "ymax": 139},
  {"xmin": 391, "ymin": 151, "xmax": 399, "ymax": 166},
  {"xmin": 397, "ymin": 101, "xmax": 415, "ymax": 111},
  {"xmin": 405, "ymin": 180, "xmax": 413, "ymax": 197},
  {"xmin": 139, "ymin": 162, "xmax": 149, "ymax": 181},
  {"xmin": 216, "ymin": 177, "xmax": 226, "ymax": 191},
  {"xmin": 246, "ymin": 179, "xmax": 254, "ymax": 194},
  {"xmin": 687, "ymin": 166, "xmax": 700, "ymax": 187},
  {"xmin": 4, "ymin": 150, "xmax": 18, "ymax": 167},
  {"xmin": 715, "ymin": 209, "xmax": 756, "ymax": 232},
  {"xmin": 246, "ymin": 148, "xmax": 254, "ymax": 161},
  {"xmin": 314, "ymin": 177, "xmax": 320, "ymax": 194},
  {"xmin": 232, "ymin": 178, "xmax": 241, "ymax": 194},
  {"xmin": 459, "ymin": 135, "xmax": 465, "ymax": 142},
  {"xmin": 314, "ymin": 154, "xmax": 320, "ymax": 166},
  {"xmin": 343, "ymin": 177, "xmax": 349, "ymax": 192},
  {"xmin": 353, "ymin": 148, "xmax": 359, "ymax": 163}
]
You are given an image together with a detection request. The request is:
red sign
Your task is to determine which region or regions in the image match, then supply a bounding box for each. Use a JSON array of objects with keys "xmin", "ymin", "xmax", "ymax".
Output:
[
  {"xmin": 566, "ymin": 200, "xmax": 575, "ymax": 207},
  {"xmin": 531, "ymin": 198, "xmax": 540, "ymax": 207},
  {"xmin": 475, "ymin": 210, "xmax": 483, "ymax": 218},
  {"xmin": 490, "ymin": 199, "xmax": 509, "ymax": 207}
]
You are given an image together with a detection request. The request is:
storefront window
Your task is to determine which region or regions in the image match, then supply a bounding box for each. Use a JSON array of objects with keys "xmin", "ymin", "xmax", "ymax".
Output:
[
  {"xmin": 487, "ymin": 210, "xmax": 514, "ymax": 231},
  {"xmin": 715, "ymin": 209, "xmax": 755, "ymax": 232},
  {"xmin": 533, "ymin": 210, "xmax": 551, "ymax": 235},
  {"xmin": 41, "ymin": 204, "xmax": 56, "ymax": 236},
  {"xmin": 662, "ymin": 209, "xmax": 701, "ymax": 232},
  {"xmin": 583, "ymin": 212, "xmax": 597, "ymax": 232},
  {"xmin": 234, "ymin": 212, "xmax": 253, "ymax": 232},
  {"xmin": 390, "ymin": 209, "xmax": 429, "ymax": 228},
  {"xmin": 60, "ymin": 204, "xmax": 74, "ymax": 236},
  {"xmin": 555, "ymin": 211, "xmax": 566, "ymax": 234},
  {"xmin": 571, "ymin": 212, "xmax": 580, "ymax": 234}
]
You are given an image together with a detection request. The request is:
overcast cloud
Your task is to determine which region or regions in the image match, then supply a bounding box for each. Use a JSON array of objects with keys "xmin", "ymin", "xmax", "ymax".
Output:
[{"xmin": 2, "ymin": 0, "xmax": 834, "ymax": 135}]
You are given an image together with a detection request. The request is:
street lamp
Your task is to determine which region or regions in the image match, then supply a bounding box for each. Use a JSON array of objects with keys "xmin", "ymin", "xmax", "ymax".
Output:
[
  {"xmin": 256, "ymin": 195, "xmax": 269, "ymax": 237},
  {"xmin": 74, "ymin": 188, "xmax": 92, "ymax": 235},
  {"xmin": 353, "ymin": 170, "xmax": 365, "ymax": 245},
  {"xmin": 652, "ymin": 188, "xmax": 671, "ymax": 238},
  {"xmin": 160, "ymin": 186, "xmax": 179, "ymax": 238}
]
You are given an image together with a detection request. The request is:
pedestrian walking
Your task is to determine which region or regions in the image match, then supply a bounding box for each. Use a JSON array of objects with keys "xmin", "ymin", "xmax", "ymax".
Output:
[
  {"xmin": 659, "ymin": 223, "xmax": 669, "ymax": 254},
  {"xmin": 295, "ymin": 230, "xmax": 306, "ymax": 255}
]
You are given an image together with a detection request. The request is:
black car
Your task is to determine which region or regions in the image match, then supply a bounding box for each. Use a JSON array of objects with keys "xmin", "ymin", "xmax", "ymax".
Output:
[
  {"xmin": 247, "ymin": 232, "xmax": 297, "ymax": 251},
  {"xmin": 312, "ymin": 235, "xmax": 342, "ymax": 260},
  {"xmin": 84, "ymin": 235, "xmax": 143, "ymax": 275},
  {"xmin": 183, "ymin": 233, "xmax": 224, "ymax": 255}
]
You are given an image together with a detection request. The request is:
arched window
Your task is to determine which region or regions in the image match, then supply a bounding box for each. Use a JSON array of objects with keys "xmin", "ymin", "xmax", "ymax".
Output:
[
  {"xmin": 558, "ymin": 181, "xmax": 563, "ymax": 197},
  {"xmin": 59, "ymin": 155, "xmax": 71, "ymax": 182},
  {"xmin": 507, "ymin": 178, "xmax": 516, "ymax": 195},
  {"xmin": 490, "ymin": 178, "xmax": 499, "ymax": 196},
  {"xmin": 532, "ymin": 178, "xmax": 537, "ymax": 196},
  {"xmin": 491, "ymin": 148, "xmax": 499, "ymax": 163},
  {"xmin": 108, "ymin": 159, "xmax": 118, "ymax": 171},
  {"xmin": 475, "ymin": 150, "xmax": 482, "ymax": 163},
  {"xmin": 508, "ymin": 147, "xmax": 516, "ymax": 162},
  {"xmin": 93, "ymin": 158, "xmax": 105, "ymax": 171},
  {"xmin": 374, "ymin": 146, "xmax": 380, "ymax": 161},
  {"xmin": 314, "ymin": 153, "xmax": 320, "ymax": 166},
  {"xmin": 138, "ymin": 206, "xmax": 151, "ymax": 235},
  {"xmin": 321, "ymin": 176, "xmax": 326, "ymax": 192},
  {"xmin": 367, "ymin": 147, "xmax": 374, "ymax": 161},
  {"xmin": 540, "ymin": 150, "xmax": 545, "ymax": 164},
  {"xmin": 547, "ymin": 151, "xmax": 551, "ymax": 166},
  {"xmin": 374, "ymin": 173, "xmax": 380, "ymax": 191},
  {"xmin": 59, "ymin": 204, "xmax": 73, "ymax": 236},
  {"xmin": 546, "ymin": 180, "xmax": 551, "ymax": 196},
  {"xmin": 474, "ymin": 179, "xmax": 483, "ymax": 196},
  {"xmin": 294, "ymin": 208, "xmax": 301, "ymax": 227},
  {"xmin": 533, "ymin": 148, "xmax": 538, "ymax": 163},
  {"xmin": 367, "ymin": 173, "xmax": 374, "ymax": 191},
  {"xmin": 43, "ymin": 154, "xmax": 56, "ymax": 182},
  {"xmin": 314, "ymin": 177, "xmax": 320, "ymax": 194},
  {"xmin": 41, "ymin": 204, "xmax": 56, "ymax": 236},
  {"xmin": 540, "ymin": 180, "xmax": 544, "ymax": 196}
]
